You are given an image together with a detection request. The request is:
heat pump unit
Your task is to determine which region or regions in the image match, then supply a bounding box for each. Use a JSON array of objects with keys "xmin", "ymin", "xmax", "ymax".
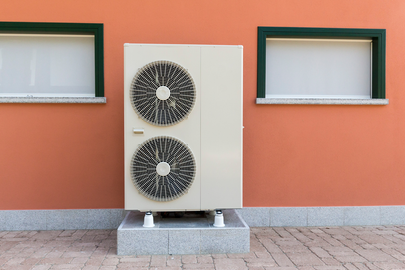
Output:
[{"xmin": 124, "ymin": 44, "xmax": 243, "ymax": 212}]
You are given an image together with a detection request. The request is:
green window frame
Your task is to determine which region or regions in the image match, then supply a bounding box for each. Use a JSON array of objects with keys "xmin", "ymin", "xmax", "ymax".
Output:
[
  {"xmin": 257, "ymin": 27, "xmax": 386, "ymax": 104},
  {"xmin": 0, "ymin": 22, "xmax": 104, "ymax": 101}
]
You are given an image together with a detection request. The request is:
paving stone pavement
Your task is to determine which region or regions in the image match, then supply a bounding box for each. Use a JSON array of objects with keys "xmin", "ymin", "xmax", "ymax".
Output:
[{"xmin": 2, "ymin": 226, "xmax": 405, "ymax": 269}]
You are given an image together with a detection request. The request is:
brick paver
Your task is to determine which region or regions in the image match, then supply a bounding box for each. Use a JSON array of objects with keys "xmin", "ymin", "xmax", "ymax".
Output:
[{"xmin": 3, "ymin": 226, "xmax": 405, "ymax": 269}]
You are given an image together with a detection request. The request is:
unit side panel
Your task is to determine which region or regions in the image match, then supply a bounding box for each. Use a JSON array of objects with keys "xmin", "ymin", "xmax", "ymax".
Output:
[
  {"xmin": 200, "ymin": 46, "xmax": 243, "ymax": 210},
  {"xmin": 124, "ymin": 44, "xmax": 201, "ymax": 211}
]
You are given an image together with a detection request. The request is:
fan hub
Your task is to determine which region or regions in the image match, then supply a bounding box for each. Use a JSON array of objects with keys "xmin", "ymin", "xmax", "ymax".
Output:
[
  {"xmin": 156, "ymin": 86, "xmax": 170, "ymax": 100},
  {"xmin": 156, "ymin": 162, "xmax": 171, "ymax": 176}
]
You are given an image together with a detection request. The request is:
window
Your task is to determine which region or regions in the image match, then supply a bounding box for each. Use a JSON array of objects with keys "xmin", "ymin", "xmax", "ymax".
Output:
[
  {"xmin": 257, "ymin": 27, "xmax": 387, "ymax": 105},
  {"xmin": 0, "ymin": 22, "xmax": 104, "ymax": 103}
]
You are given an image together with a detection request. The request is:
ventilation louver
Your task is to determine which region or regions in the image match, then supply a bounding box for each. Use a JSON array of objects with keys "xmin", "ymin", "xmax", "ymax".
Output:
[
  {"xmin": 130, "ymin": 61, "xmax": 196, "ymax": 126},
  {"xmin": 130, "ymin": 136, "xmax": 196, "ymax": 202}
]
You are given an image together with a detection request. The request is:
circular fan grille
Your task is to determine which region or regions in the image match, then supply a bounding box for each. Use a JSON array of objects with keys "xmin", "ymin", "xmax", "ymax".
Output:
[
  {"xmin": 130, "ymin": 61, "xmax": 196, "ymax": 126},
  {"xmin": 130, "ymin": 136, "xmax": 196, "ymax": 202}
]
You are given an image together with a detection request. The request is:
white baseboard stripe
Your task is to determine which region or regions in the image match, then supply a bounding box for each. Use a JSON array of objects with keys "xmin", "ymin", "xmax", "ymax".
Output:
[
  {"xmin": 0, "ymin": 209, "xmax": 127, "ymax": 231},
  {"xmin": 236, "ymin": 206, "xmax": 405, "ymax": 227},
  {"xmin": 0, "ymin": 206, "xmax": 403, "ymax": 231}
]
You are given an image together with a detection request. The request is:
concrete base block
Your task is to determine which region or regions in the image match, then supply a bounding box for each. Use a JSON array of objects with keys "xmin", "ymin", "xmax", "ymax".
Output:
[{"xmin": 117, "ymin": 209, "xmax": 250, "ymax": 255}]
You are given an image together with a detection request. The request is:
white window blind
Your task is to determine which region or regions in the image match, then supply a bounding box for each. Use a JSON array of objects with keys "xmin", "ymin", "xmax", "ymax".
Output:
[
  {"xmin": 0, "ymin": 34, "xmax": 95, "ymax": 97},
  {"xmin": 265, "ymin": 38, "xmax": 372, "ymax": 99}
]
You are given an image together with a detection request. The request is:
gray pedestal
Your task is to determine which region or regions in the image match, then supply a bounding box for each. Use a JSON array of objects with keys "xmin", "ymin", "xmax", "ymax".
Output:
[{"xmin": 117, "ymin": 209, "xmax": 250, "ymax": 255}]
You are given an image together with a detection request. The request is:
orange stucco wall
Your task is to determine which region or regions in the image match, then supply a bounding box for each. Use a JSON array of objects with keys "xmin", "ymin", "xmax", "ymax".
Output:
[{"xmin": 1, "ymin": 0, "xmax": 405, "ymax": 210}]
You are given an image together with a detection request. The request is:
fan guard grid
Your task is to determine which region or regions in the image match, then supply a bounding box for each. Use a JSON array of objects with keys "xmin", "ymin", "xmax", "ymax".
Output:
[
  {"xmin": 130, "ymin": 136, "xmax": 196, "ymax": 202},
  {"xmin": 130, "ymin": 61, "xmax": 196, "ymax": 126}
]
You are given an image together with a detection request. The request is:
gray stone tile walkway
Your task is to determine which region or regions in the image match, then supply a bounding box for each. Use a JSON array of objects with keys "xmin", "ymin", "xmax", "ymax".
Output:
[{"xmin": 2, "ymin": 226, "xmax": 405, "ymax": 269}]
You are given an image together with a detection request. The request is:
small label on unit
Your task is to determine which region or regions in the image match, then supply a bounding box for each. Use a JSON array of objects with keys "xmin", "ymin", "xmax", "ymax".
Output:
[{"xmin": 133, "ymin": 128, "xmax": 144, "ymax": 134}]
